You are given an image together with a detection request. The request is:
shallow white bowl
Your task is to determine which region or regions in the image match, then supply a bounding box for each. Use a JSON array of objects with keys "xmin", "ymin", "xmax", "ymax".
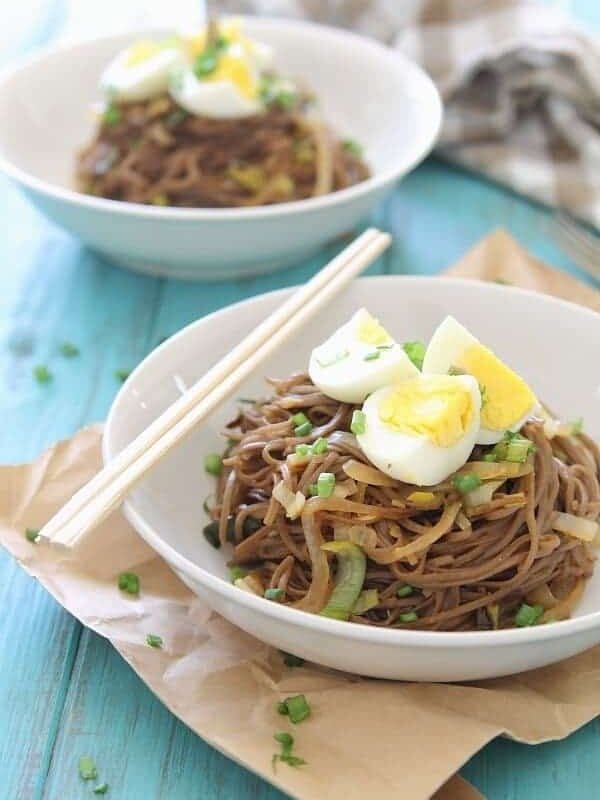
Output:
[
  {"xmin": 103, "ymin": 277, "xmax": 600, "ymax": 680},
  {"xmin": 0, "ymin": 19, "xmax": 441, "ymax": 281}
]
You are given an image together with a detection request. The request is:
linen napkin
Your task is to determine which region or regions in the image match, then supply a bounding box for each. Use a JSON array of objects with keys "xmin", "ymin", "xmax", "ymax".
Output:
[
  {"xmin": 217, "ymin": 0, "xmax": 600, "ymax": 228},
  {"xmin": 0, "ymin": 231, "xmax": 599, "ymax": 800}
]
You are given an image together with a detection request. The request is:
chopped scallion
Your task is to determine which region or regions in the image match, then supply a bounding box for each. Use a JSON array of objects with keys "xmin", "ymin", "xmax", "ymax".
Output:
[
  {"xmin": 402, "ymin": 341, "xmax": 426, "ymax": 371},
  {"xmin": 452, "ymin": 473, "xmax": 483, "ymax": 495},
  {"xmin": 363, "ymin": 351, "xmax": 380, "ymax": 361},
  {"xmin": 294, "ymin": 421, "xmax": 313, "ymax": 437},
  {"xmin": 317, "ymin": 472, "xmax": 335, "ymax": 498},
  {"xmin": 515, "ymin": 603, "xmax": 544, "ymax": 627},
  {"xmin": 78, "ymin": 756, "xmax": 98, "ymax": 781},
  {"xmin": 482, "ymin": 453, "xmax": 497, "ymax": 462},
  {"xmin": 59, "ymin": 341, "xmax": 79, "ymax": 357},
  {"xmin": 265, "ymin": 587, "xmax": 284, "ymax": 601},
  {"xmin": 25, "ymin": 527, "xmax": 39, "ymax": 543},
  {"xmin": 103, "ymin": 103, "xmax": 121, "ymax": 126},
  {"xmin": 396, "ymin": 584, "xmax": 414, "ymax": 598},
  {"xmin": 398, "ymin": 611, "xmax": 418, "ymax": 623},
  {"xmin": 204, "ymin": 453, "xmax": 223, "ymax": 476},
  {"xmin": 342, "ymin": 138, "xmax": 363, "ymax": 157},
  {"xmin": 202, "ymin": 520, "xmax": 221, "ymax": 549},
  {"xmin": 272, "ymin": 731, "xmax": 307, "ymax": 768},
  {"xmin": 311, "ymin": 437, "xmax": 328, "ymax": 455},
  {"xmin": 118, "ymin": 572, "xmax": 139, "ymax": 595},
  {"xmin": 571, "ymin": 417, "xmax": 584, "ymax": 435},
  {"xmin": 146, "ymin": 634, "xmax": 163, "ymax": 648},
  {"xmin": 33, "ymin": 365, "xmax": 52, "ymax": 384},
  {"xmin": 350, "ymin": 410, "xmax": 366, "ymax": 435},
  {"xmin": 278, "ymin": 694, "xmax": 311, "ymax": 724},
  {"xmin": 93, "ymin": 784, "xmax": 109, "ymax": 795},
  {"xmin": 292, "ymin": 412, "xmax": 309, "ymax": 427},
  {"xmin": 308, "ymin": 483, "xmax": 319, "ymax": 496},
  {"xmin": 114, "ymin": 368, "xmax": 130, "ymax": 383},
  {"xmin": 229, "ymin": 566, "xmax": 246, "ymax": 583},
  {"xmin": 295, "ymin": 443, "xmax": 311, "ymax": 458}
]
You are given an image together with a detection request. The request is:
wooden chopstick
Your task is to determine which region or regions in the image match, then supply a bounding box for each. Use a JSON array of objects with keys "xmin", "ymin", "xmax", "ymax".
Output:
[{"xmin": 42, "ymin": 229, "xmax": 391, "ymax": 547}]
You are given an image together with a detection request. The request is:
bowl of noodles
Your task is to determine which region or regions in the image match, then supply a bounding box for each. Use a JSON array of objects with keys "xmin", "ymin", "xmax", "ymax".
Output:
[
  {"xmin": 0, "ymin": 18, "xmax": 441, "ymax": 280},
  {"xmin": 103, "ymin": 277, "xmax": 600, "ymax": 681}
]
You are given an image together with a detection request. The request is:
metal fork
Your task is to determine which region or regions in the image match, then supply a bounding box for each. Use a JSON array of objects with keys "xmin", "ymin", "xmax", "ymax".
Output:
[{"xmin": 552, "ymin": 213, "xmax": 600, "ymax": 283}]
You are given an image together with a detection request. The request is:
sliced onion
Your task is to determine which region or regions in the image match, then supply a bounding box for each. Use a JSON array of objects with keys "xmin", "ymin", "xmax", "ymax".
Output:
[
  {"xmin": 272, "ymin": 481, "xmax": 306, "ymax": 520},
  {"xmin": 234, "ymin": 574, "xmax": 263, "ymax": 596},
  {"xmin": 552, "ymin": 512, "xmax": 599, "ymax": 542},
  {"xmin": 333, "ymin": 479, "xmax": 357, "ymax": 499},
  {"xmin": 334, "ymin": 523, "xmax": 378, "ymax": 551},
  {"xmin": 460, "ymin": 461, "xmax": 532, "ymax": 480},
  {"xmin": 464, "ymin": 480, "xmax": 505, "ymax": 508},
  {"xmin": 286, "ymin": 452, "xmax": 312, "ymax": 468},
  {"xmin": 526, "ymin": 583, "xmax": 558, "ymax": 609},
  {"xmin": 342, "ymin": 459, "xmax": 397, "ymax": 487},
  {"xmin": 540, "ymin": 579, "xmax": 585, "ymax": 623}
]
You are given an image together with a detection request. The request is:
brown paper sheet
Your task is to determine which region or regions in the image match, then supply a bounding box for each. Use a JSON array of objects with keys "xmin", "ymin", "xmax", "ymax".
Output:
[{"xmin": 1, "ymin": 231, "xmax": 599, "ymax": 800}]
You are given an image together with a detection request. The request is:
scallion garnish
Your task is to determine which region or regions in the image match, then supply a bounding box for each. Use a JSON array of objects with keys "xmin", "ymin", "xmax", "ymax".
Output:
[
  {"xmin": 396, "ymin": 584, "xmax": 414, "ymax": 598},
  {"xmin": 452, "ymin": 473, "xmax": 482, "ymax": 495},
  {"xmin": 78, "ymin": 756, "xmax": 98, "ymax": 781},
  {"xmin": 277, "ymin": 694, "xmax": 311, "ymax": 724},
  {"xmin": 25, "ymin": 527, "xmax": 39, "ymax": 543},
  {"xmin": 202, "ymin": 520, "xmax": 221, "ymax": 549},
  {"xmin": 193, "ymin": 36, "xmax": 228, "ymax": 77},
  {"xmin": 398, "ymin": 611, "xmax": 418, "ymax": 623},
  {"xmin": 342, "ymin": 138, "xmax": 363, "ymax": 158},
  {"xmin": 272, "ymin": 732, "xmax": 307, "ymax": 769},
  {"xmin": 265, "ymin": 587, "xmax": 284, "ymax": 601},
  {"xmin": 515, "ymin": 603, "xmax": 544, "ymax": 627},
  {"xmin": 350, "ymin": 410, "xmax": 366, "ymax": 435},
  {"xmin": 114, "ymin": 368, "xmax": 130, "ymax": 383},
  {"xmin": 59, "ymin": 341, "xmax": 79, "ymax": 357},
  {"xmin": 229, "ymin": 565, "xmax": 246, "ymax": 583},
  {"xmin": 146, "ymin": 634, "xmax": 163, "ymax": 648},
  {"xmin": 282, "ymin": 652, "xmax": 305, "ymax": 667},
  {"xmin": 93, "ymin": 784, "xmax": 109, "ymax": 795},
  {"xmin": 292, "ymin": 412, "xmax": 309, "ymax": 427},
  {"xmin": 402, "ymin": 341, "xmax": 426, "ymax": 370},
  {"xmin": 376, "ymin": 344, "xmax": 394, "ymax": 350},
  {"xmin": 364, "ymin": 351, "xmax": 380, "ymax": 362},
  {"xmin": 308, "ymin": 483, "xmax": 319, "ymax": 496},
  {"xmin": 295, "ymin": 443, "xmax": 311, "ymax": 458},
  {"xmin": 482, "ymin": 453, "xmax": 497, "ymax": 462},
  {"xmin": 312, "ymin": 437, "xmax": 328, "ymax": 455},
  {"xmin": 118, "ymin": 572, "xmax": 139, "ymax": 595},
  {"xmin": 33, "ymin": 365, "xmax": 53, "ymax": 384},
  {"xmin": 294, "ymin": 421, "xmax": 313, "ymax": 437},
  {"xmin": 571, "ymin": 417, "xmax": 584, "ymax": 435},
  {"xmin": 492, "ymin": 431, "xmax": 535, "ymax": 463},
  {"xmin": 317, "ymin": 472, "xmax": 335, "ymax": 498},
  {"xmin": 103, "ymin": 103, "xmax": 121, "ymax": 126},
  {"xmin": 204, "ymin": 453, "xmax": 223, "ymax": 476}
]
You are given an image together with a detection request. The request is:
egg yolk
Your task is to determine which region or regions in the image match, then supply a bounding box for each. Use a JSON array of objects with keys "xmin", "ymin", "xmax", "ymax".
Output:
[
  {"xmin": 378, "ymin": 376, "xmax": 474, "ymax": 447},
  {"xmin": 456, "ymin": 344, "xmax": 536, "ymax": 432},
  {"xmin": 126, "ymin": 41, "xmax": 163, "ymax": 67},
  {"xmin": 356, "ymin": 314, "xmax": 392, "ymax": 346},
  {"xmin": 206, "ymin": 55, "xmax": 257, "ymax": 98}
]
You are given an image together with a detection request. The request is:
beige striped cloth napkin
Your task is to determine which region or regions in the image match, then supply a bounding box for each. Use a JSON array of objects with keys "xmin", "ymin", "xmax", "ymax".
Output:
[{"xmin": 217, "ymin": 0, "xmax": 600, "ymax": 228}]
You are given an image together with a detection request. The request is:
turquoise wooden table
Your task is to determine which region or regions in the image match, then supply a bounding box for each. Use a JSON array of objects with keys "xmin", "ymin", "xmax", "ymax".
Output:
[{"xmin": 1, "ymin": 4, "xmax": 599, "ymax": 798}]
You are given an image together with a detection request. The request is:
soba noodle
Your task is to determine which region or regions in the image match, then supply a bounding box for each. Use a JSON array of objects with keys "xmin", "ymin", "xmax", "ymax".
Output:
[{"xmin": 206, "ymin": 373, "xmax": 598, "ymax": 631}]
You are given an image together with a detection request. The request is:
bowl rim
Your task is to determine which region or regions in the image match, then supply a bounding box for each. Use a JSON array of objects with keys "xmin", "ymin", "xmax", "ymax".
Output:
[
  {"xmin": 0, "ymin": 16, "xmax": 443, "ymax": 221},
  {"xmin": 103, "ymin": 275, "xmax": 600, "ymax": 649}
]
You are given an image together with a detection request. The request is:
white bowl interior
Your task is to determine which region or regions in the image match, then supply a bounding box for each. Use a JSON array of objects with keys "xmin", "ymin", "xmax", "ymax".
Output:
[
  {"xmin": 0, "ymin": 18, "xmax": 440, "ymax": 190},
  {"xmin": 105, "ymin": 277, "xmax": 600, "ymax": 621}
]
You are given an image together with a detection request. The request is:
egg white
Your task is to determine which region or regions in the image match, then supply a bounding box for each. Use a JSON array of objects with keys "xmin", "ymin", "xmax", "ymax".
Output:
[
  {"xmin": 169, "ymin": 68, "xmax": 262, "ymax": 118},
  {"xmin": 100, "ymin": 45, "xmax": 187, "ymax": 103},
  {"xmin": 422, "ymin": 316, "xmax": 538, "ymax": 445},
  {"xmin": 356, "ymin": 375, "xmax": 481, "ymax": 486},
  {"xmin": 308, "ymin": 308, "xmax": 420, "ymax": 404}
]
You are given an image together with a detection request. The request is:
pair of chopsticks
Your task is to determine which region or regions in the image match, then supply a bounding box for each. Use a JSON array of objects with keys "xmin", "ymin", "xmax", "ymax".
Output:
[{"xmin": 40, "ymin": 228, "xmax": 391, "ymax": 547}]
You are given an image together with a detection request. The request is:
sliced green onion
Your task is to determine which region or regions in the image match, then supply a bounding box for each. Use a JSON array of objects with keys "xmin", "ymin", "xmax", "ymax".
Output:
[
  {"xmin": 448, "ymin": 365, "xmax": 465, "ymax": 376},
  {"xmin": 317, "ymin": 472, "xmax": 335, "ymax": 498},
  {"xmin": 265, "ymin": 587, "xmax": 284, "ymax": 601},
  {"xmin": 482, "ymin": 453, "xmax": 497, "ymax": 462},
  {"xmin": 78, "ymin": 756, "xmax": 98, "ymax": 781},
  {"xmin": 402, "ymin": 340, "xmax": 426, "ymax": 370},
  {"xmin": 229, "ymin": 566, "xmax": 246, "ymax": 583},
  {"xmin": 294, "ymin": 421, "xmax": 313, "ymax": 437},
  {"xmin": 363, "ymin": 351, "xmax": 380, "ymax": 362},
  {"xmin": 282, "ymin": 652, "xmax": 305, "ymax": 667},
  {"xmin": 292, "ymin": 412, "xmax": 309, "ymax": 427},
  {"xmin": 308, "ymin": 483, "xmax": 319, "ymax": 496},
  {"xmin": 33, "ymin": 365, "xmax": 53, "ymax": 384},
  {"xmin": 272, "ymin": 731, "xmax": 306, "ymax": 768},
  {"xmin": 146, "ymin": 634, "xmax": 163, "ymax": 648},
  {"xmin": 204, "ymin": 453, "xmax": 222, "ymax": 476},
  {"xmin": 376, "ymin": 344, "xmax": 394, "ymax": 350},
  {"xmin": 396, "ymin": 584, "xmax": 414, "ymax": 598},
  {"xmin": 398, "ymin": 611, "xmax": 418, "ymax": 623},
  {"xmin": 118, "ymin": 572, "xmax": 139, "ymax": 595},
  {"xmin": 320, "ymin": 540, "xmax": 366, "ymax": 621},
  {"xmin": 311, "ymin": 437, "xmax": 328, "ymax": 455},
  {"xmin": 114, "ymin": 368, "xmax": 130, "ymax": 383},
  {"xmin": 243, "ymin": 516, "xmax": 262, "ymax": 536},
  {"xmin": 350, "ymin": 410, "xmax": 366, "ymax": 436},
  {"xmin": 295, "ymin": 443, "xmax": 311, "ymax": 457},
  {"xmin": 59, "ymin": 341, "xmax": 79, "ymax": 357},
  {"xmin": 515, "ymin": 603, "xmax": 544, "ymax": 627},
  {"xmin": 25, "ymin": 527, "xmax": 39, "ymax": 543},
  {"xmin": 342, "ymin": 138, "xmax": 363, "ymax": 157},
  {"xmin": 453, "ymin": 473, "xmax": 483, "ymax": 495},
  {"xmin": 277, "ymin": 701, "xmax": 288, "ymax": 715},
  {"xmin": 202, "ymin": 520, "xmax": 220, "ymax": 549},
  {"xmin": 571, "ymin": 417, "xmax": 584, "ymax": 435},
  {"xmin": 352, "ymin": 588, "xmax": 379, "ymax": 614},
  {"xmin": 493, "ymin": 432, "xmax": 535, "ymax": 463},
  {"xmin": 103, "ymin": 103, "xmax": 121, "ymax": 126},
  {"xmin": 279, "ymin": 694, "xmax": 311, "ymax": 724},
  {"xmin": 93, "ymin": 784, "xmax": 109, "ymax": 795}
]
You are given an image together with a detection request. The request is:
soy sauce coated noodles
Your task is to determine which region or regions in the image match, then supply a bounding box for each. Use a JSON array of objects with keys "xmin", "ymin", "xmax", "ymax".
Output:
[{"xmin": 206, "ymin": 373, "xmax": 598, "ymax": 632}]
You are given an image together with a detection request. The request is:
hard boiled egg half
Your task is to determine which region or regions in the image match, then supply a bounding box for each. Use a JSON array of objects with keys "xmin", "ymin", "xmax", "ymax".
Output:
[
  {"xmin": 422, "ymin": 316, "xmax": 538, "ymax": 445},
  {"xmin": 357, "ymin": 374, "xmax": 481, "ymax": 486},
  {"xmin": 308, "ymin": 308, "xmax": 420, "ymax": 403},
  {"xmin": 100, "ymin": 40, "xmax": 188, "ymax": 103}
]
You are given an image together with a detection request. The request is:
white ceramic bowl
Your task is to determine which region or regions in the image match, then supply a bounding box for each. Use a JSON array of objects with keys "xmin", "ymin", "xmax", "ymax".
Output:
[
  {"xmin": 103, "ymin": 277, "xmax": 600, "ymax": 681},
  {"xmin": 0, "ymin": 19, "xmax": 441, "ymax": 281}
]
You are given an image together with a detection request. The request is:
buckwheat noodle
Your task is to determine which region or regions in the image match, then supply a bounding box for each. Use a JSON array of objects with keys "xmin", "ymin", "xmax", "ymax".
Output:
[
  {"xmin": 209, "ymin": 373, "xmax": 598, "ymax": 631},
  {"xmin": 76, "ymin": 96, "xmax": 369, "ymax": 207}
]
